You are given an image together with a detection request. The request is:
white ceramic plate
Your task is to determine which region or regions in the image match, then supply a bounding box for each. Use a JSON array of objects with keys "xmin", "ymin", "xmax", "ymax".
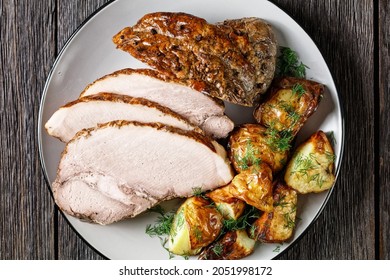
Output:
[{"xmin": 39, "ymin": 0, "xmax": 344, "ymax": 259}]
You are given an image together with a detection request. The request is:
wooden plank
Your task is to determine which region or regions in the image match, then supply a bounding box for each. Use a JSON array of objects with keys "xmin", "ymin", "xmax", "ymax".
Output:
[
  {"xmin": 272, "ymin": 0, "xmax": 376, "ymax": 259},
  {"xmin": 55, "ymin": 0, "xmax": 109, "ymax": 260},
  {"xmin": 379, "ymin": 0, "xmax": 390, "ymax": 260},
  {"xmin": 0, "ymin": 0, "xmax": 56, "ymax": 259}
]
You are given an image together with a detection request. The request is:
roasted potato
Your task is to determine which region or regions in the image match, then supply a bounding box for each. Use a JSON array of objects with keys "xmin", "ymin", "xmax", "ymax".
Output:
[
  {"xmin": 254, "ymin": 77, "xmax": 324, "ymax": 137},
  {"xmin": 229, "ymin": 124, "xmax": 290, "ymax": 173},
  {"xmin": 230, "ymin": 165, "xmax": 274, "ymax": 212},
  {"xmin": 198, "ymin": 230, "xmax": 255, "ymax": 260},
  {"xmin": 206, "ymin": 184, "xmax": 246, "ymax": 220},
  {"xmin": 284, "ymin": 130, "xmax": 336, "ymax": 193},
  {"xmin": 168, "ymin": 196, "xmax": 223, "ymax": 256},
  {"xmin": 251, "ymin": 181, "xmax": 298, "ymax": 243}
]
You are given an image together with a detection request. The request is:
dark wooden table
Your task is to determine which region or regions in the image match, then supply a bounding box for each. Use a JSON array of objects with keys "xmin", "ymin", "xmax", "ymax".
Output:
[{"xmin": 1, "ymin": 0, "xmax": 388, "ymax": 260}]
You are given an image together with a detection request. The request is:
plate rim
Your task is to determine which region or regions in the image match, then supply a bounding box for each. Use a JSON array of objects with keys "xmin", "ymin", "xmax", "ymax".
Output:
[{"xmin": 38, "ymin": 0, "xmax": 345, "ymax": 260}]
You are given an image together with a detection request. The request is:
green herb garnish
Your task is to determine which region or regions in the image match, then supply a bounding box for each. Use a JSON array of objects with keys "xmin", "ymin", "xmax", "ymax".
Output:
[
  {"xmin": 292, "ymin": 83, "xmax": 306, "ymax": 98},
  {"xmin": 235, "ymin": 140, "xmax": 262, "ymax": 170},
  {"xmin": 291, "ymin": 153, "xmax": 317, "ymax": 177},
  {"xmin": 308, "ymin": 172, "xmax": 326, "ymax": 188},
  {"xmin": 272, "ymin": 245, "xmax": 282, "ymax": 253},
  {"xmin": 279, "ymin": 102, "xmax": 301, "ymax": 128},
  {"xmin": 273, "ymin": 194, "xmax": 289, "ymax": 209},
  {"xmin": 212, "ymin": 243, "xmax": 224, "ymax": 257},
  {"xmin": 277, "ymin": 47, "xmax": 308, "ymax": 78},
  {"xmin": 146, "ymin": 206, "xmax": 176, "ymax": 258},
  {"xmin": 192, "ymin": 187, "xmax": 203, "ymax": 197},
  {"xmin": 191, "ymin": 187, "xmax": 210, "ymax": 200},
  {"xmin": 222, "ymin": 206, "xmax": 261, "ymax": 233},
  {"xmin": 170, "ymin": 209, "xmax": 185, "ymax": 238},
  {"xmin": 283, "ymin": 213, "xmax": 296, "ymax": 229},
  {"xmin": 193, "ymin": 226, "xmax": 203, "ymax": 242},
  {"xmin": 291, "ymin": 153, "xmax": 329, "ymax": 187},
  {"xmin": 266, "ymin": 126, "xmax": 294, "ymax": 152},
  {"xmin": 325, "ymin": 151, "xmax": 336, "ymax": 163},
  {"xmin": 146, "ymin": 207, "xmax": 175, "ymax": 237}
]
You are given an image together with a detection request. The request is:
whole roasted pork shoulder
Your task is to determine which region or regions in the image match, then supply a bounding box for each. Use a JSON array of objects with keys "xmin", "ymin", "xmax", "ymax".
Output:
[
  {"xmin": 52, "ymin": 121, "xmax": 234, "ymax": 225},
  {"xmin": 113, "ymin": 12, "xmax": 277, "ymax": 106}
]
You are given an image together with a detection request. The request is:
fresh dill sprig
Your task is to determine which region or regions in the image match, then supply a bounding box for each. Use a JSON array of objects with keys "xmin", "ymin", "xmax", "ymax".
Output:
[
  {"xmin": 289, "ymin": 202, "xmax": 297, "ymax": 214},
  {"xmin": 281, "ymin": 199, "xmax": 298, "ymax": 229},
  {"xmin": 278, "ymin": 102, "xmax": 295, "ymax": 113},
  {"xmin": 317, "ymin": 175, "xmax": 326, "ymax": 188},
  {"xmin": 212, "ymin": 243, "xmax": 224, "ymax": 257},
  {"xmin": 145, "ymin": 207, "xmax": 176, "ymax": 259},
  {"xmin": 273, "ymin": 194, "xmax": 289, "ymax": 209},
  {"xmin": 235, "ymin": 140, "xmax": 262, "ymax": 170},
  {"xmin": 170, "ymin": 209, "xmax": 185, "ymax": 239},
  {"xmin": 147, "ymin": 205, "xmax": 166, "ymax": 216},
  {"xmin": 279, "ymin": 102, "xmax": 301, "ymax": 128},
  {"xmin": 192, "ymin": 187, "xmax": 203, "ymax": 196},
  {"xmin": 287, "ymin": 111, "xmax": 301, "ymax": 127},
  {"xmin": 278, "ymin": 130, "xmax": 294, "ymax": 151},
  {"xmin": 290, "ymin": 152, "xmax": 317, "ymax": 177},
  {"xmin": 222, "ymin": 206, "xmax": 261, "ymax": 233},
  {"xmin": 161, "ymin": 238, "xmax": 175, "ymax": 259},
  {"xmin": 145, "ymin": 209, "xmax": 175, "ymax": 237},
  {"xmin": 248, "ymin": 224, "xmax": 257, "ymax": 239},
  {"xmin": 193, "ymin": 226, "xmax": 203, "ymax": 242},
  {"xmin": 192, "ymin": 187, "xmax": 210, "ymax": 200},
  {"xmin": 277, "ymin": 47, "xmax": 308, "ymax": 78},
  {"xmin": 272, "ymin": 245, "xmax": 282, "ymax": 253},
  {"xmin": 234, "ymin": 154, "xmax": 249, "ymax": 170},
  {"xmin": 291, "ymin": 83, "xmax": 306, "ymax": 98},
  {"xmin": 325, "ymin": 151, "xmax": 336, "ymax": 163},
  {"xmin": 291, "ymin": 152, "xmax": 330, "ymax": 188},
  {"xmin": 283, "ymin": 213, "xmax": 296, "ymax": 229},
  {"xmin": 266, "ymin": 127, "xmax": 294, "ymax": 152},
  {"xmin": 223, "ymin": 218, "xmax": 239, "ymax": 231}
]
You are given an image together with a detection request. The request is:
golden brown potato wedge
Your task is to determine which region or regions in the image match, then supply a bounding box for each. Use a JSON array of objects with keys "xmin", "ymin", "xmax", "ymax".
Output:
[
  {"xmin": 284, "ymin": 130, "xmax": 336, "ymax": 193},
  {"xmin": 251, "ymin": 181, "xmax": 298, "ymax": 243},
  {"xmin": 230, "ymin": 165, "xmax": 274, "ymax": 212},
  {"xmin": 254, "ymin": 77, "xmax": 324, "ymax": 137},
  {"xmin": 198, "ymin": 230, "xmax": 255, "ymax": 260},
  {"xmin": 206, "ymin": 184, "xmax": 246, "ymax": 220},
  {"xmin": 229, "ymin": 124, "xmax": 290, "ymax": 173},
  {"xmin": 168, "ymin": 196, "xmax": 223, "ymax": 256}
]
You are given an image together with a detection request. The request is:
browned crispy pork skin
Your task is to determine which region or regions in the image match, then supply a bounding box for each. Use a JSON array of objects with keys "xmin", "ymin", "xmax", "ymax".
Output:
[
  {"xmin": 52, "ymin": 121, "xmax": 234, "ymax": 225},
  {"xmin": 113, "ymin": 12, "xmax": 277, "ymax": 106}
]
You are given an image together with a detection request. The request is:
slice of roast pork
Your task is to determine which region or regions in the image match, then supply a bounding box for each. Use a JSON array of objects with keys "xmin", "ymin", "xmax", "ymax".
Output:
[
  {"xmin": 45, "ymin": 93, "xmax": 200, "ymax": 142},
  {"xmin": 80, "ymin": 68, "xmax": 234, "ymax": 139},
  {"xmin": 53, "ymin": 121, "xmax": 234, "ymax": 225}
]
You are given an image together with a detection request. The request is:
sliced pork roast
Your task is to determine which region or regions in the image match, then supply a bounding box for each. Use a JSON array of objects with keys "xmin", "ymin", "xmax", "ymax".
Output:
[
  {"xmin": 53, "ymin": 121, "xmax": 234, "ymax": 225},
  {"xmin": 113, "ymin": 12, "xmax": 277, "ymax": 106},
  {"xmin": 80, "ymin": 68, "xmax": 234, "ymax": 138},
  {"xmin": 45, "ymin": 93, "xmax": 200, "ymax": 142}
]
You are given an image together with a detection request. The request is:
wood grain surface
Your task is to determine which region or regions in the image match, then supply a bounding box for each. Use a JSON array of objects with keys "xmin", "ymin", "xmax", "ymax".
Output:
[
  {"xmin": 379, "ymin": 0, "xmax": 390, "ymax": 260},
  {"xmin": 0, "ymin": 0, "xmax": 387, "ymax": 260}
]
